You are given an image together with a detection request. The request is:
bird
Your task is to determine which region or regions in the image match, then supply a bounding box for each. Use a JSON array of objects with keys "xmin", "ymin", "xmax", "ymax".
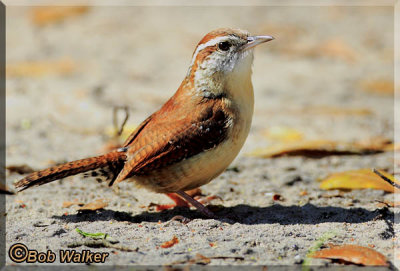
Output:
[{"xmin": 14, "ymin": 28, "xmax": 274, "ymax": 218}]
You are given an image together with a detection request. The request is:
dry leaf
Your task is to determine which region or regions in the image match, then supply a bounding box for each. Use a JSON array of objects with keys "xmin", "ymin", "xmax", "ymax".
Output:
[
  {"xmin": 248, "ymin": 139, "xmax": 387, "ymax": 158},
  {"xmin": 312, "ymin": 244, "xmax": 388, "ymax": 266},
  {"xmin": 78, "ymin": 199, "xmax": 108, "ymax": 211},
  {"xmin": 249, "ymin": 140, "xmax": 341, "ymax": 158},
  {"xmin": 32, "ymin": 6, "xmax": 89, "ymax": 26},
  {"xmin": 62, "ymin": 200, "xmax": 84, "ymax": 208},
  {"xmin": 249, "ymin": 137, "xmax": 392, "ymax": 158},
  {"xmin": 161, "ymin": 236, "xmax": 179, "ymax": 248},
  {"xmin": 320, "ymin": 169, "xmax": 399, "ymax": 193},
  {"xmin": 7, "ymin": 58, "xmax": 75, "ymax": 77},
  {"xmin": 263, "ymin": 126, "xmax": 303, "ymax": 142},
  {"xmin": 359, "ymin": 79, "xmax": 394, "ymax": 96}
]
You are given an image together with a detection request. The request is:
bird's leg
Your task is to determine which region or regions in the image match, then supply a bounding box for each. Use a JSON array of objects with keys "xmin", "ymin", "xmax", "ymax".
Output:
[
  {"xmin": 155, "ymin": 193, "xmax": 190, "ymax": 211},
  {"xmin": 176, "ymin": 190, "xmax": 217, "ymax": 218}
]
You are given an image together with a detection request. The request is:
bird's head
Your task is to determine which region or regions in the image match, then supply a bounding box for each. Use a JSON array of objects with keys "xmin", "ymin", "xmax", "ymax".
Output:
[{"xmin": 186, "ymin": 28, "xmax": 274, "ymax": 94}]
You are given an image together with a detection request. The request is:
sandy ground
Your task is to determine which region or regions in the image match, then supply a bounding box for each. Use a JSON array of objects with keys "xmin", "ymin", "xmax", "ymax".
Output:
[{"xmin": 5, "ymin": 5, "xmax": 398, "ymax": 268}]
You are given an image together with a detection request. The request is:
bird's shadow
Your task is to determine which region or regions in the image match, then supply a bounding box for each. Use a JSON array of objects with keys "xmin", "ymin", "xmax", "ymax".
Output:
[{"xmin": 52, "ymin": 203, "xmax": 395, "ymax": 227}]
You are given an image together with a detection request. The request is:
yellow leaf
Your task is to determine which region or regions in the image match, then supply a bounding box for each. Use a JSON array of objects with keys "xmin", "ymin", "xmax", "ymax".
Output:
[
  {"xmin": 263, "ymin": 126, "xmax": 303, "ymax": 142},
  {"xmin": 31, "ymin": 6, "xmax": 89, "ymax": 26},
  {"xmin": 320, "ymin": 169, "xmax": 399, "ymax": 193}
]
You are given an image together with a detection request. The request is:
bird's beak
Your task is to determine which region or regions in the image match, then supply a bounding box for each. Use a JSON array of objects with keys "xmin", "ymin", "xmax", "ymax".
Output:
[{"xmin": 242, "ymin": 35, "xmax": 275, "ymax": 51}]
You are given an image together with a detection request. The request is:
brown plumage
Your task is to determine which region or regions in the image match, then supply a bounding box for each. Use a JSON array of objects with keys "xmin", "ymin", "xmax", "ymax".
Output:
[
  {"xmin": 15, "ymin": 151, "xmax": 126, "ymax": 191},
  {"xmin": 14, "ymin": 28, "xmax": 274, "ymax": 217},
  {"xmin": 14, "ymin": 95, "xmax": 229, "ymax": 193}
]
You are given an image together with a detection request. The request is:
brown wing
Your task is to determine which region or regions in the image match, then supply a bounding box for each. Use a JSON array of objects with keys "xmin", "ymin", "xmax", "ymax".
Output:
[
  {"xmin": 114, "ymin": 99, "xmax": 230, "ymax": 183},
  {"xmin": 122, "ymin": 115, "xmax": 153, "ymax": 147}
]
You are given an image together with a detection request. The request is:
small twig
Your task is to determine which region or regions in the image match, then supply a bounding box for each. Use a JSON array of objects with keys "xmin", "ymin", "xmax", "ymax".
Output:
[
  {"xmin": 373, "ymin": 168, "xmax": 400, "ymax": 190},
  {"xmin": 112, "ymin": 106, "xmax": 130, "ymax": 136}
]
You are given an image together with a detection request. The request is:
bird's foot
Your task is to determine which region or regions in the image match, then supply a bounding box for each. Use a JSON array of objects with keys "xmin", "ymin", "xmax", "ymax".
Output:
[
  {"xmin": 176, "ymin": 190, "xmax": 217, "ymax": 219},
  {"xmin": 155, "ymin": 193, "xmax": 190, "ymax": 211}
]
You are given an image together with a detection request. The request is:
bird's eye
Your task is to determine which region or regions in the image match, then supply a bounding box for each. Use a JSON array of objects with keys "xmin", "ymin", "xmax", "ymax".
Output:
[{"xmin": 218, "ymin": 41, "xmax": 231, "ymax": 51}]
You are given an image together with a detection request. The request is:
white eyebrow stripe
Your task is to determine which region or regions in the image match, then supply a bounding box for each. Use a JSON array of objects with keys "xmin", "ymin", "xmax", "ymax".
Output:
[{"xmin": 189, "ymin": 36, "xmax": 228, "ymax": 68}]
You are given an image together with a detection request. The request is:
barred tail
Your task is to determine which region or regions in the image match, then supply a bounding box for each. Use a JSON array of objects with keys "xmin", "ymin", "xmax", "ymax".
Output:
[{"xmin": 15, "ymin": 151, "xmax": 126, "ymax": 192}]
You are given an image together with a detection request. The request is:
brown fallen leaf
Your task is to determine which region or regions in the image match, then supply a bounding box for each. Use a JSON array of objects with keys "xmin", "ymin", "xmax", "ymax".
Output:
[
  {"xmin": 248, "ymin": 139, "xmax": 388, "ymax": 158},
  {"xmin": 6, "ymin": 58, "xmax": 75, "ymax": 78},
  {"xmin": 6, "ymin": 164, "xmax": 35, "ymax": 174},
  {"xmin": 62, "ymin": 200, "xmax": 84, "ymax": 208},
  {"xmin": 320, "ymin": 169, "xmax": 399, "ymax": 193},
  {"xmin": 312, "ymin": 244, "xmax": 388, "ymax": 266},
  {"xmin": 77, "ymin": 199, "xmax": 108, "ymax": 211},
  {"xmin": 31, "ymin": 6, "xmax": 89, "ymax": 26},
  {"xmin": 161, "ymin": 235, "xmax": 179, "ymax": 248}
]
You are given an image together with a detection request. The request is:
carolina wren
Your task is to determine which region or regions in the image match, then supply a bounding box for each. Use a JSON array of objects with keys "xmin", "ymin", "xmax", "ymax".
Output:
[{"xmin": 15, "ymin": 28, "xmax": 274, "ymax": 217}]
